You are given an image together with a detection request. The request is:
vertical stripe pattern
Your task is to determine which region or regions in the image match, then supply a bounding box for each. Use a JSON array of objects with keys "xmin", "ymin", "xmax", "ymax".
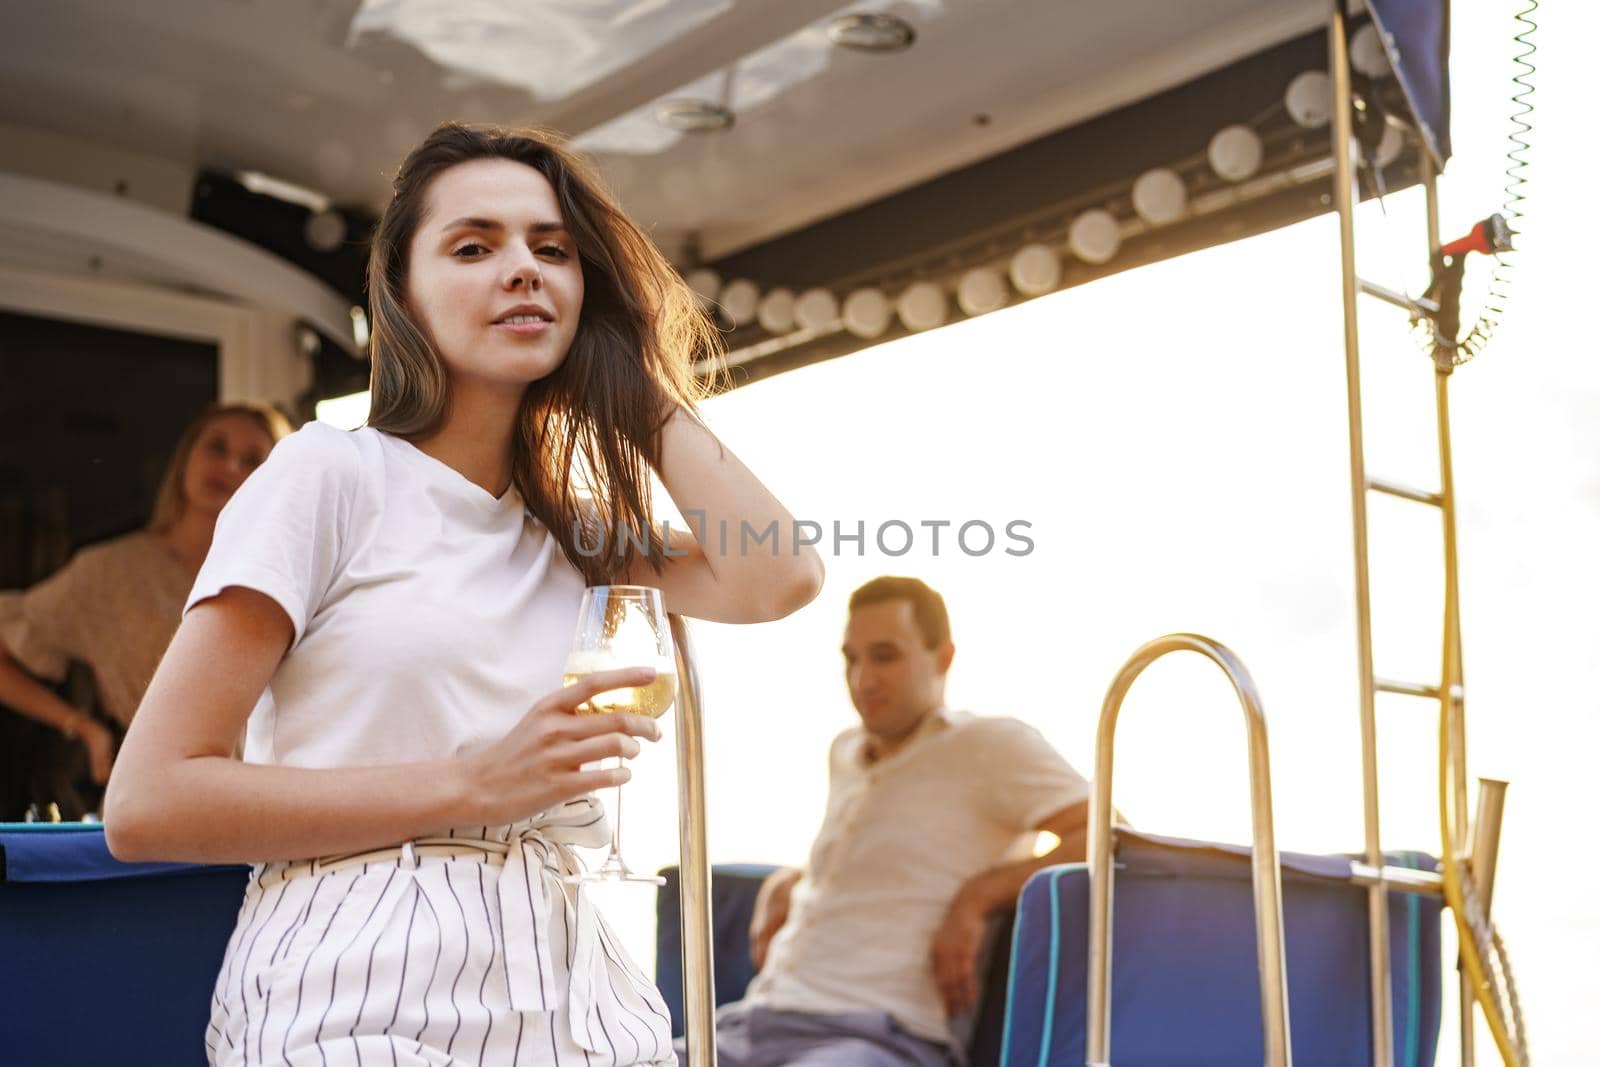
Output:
[{"xmin": 206, "ymin": 798, "xmax": 673, "ymax": 1066}]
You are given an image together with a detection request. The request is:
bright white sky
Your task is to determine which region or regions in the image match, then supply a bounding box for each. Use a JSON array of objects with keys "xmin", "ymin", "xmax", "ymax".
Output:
[{"xmin": 325, "ymin": 3, "xmax": 1596, "ymax": 1060}]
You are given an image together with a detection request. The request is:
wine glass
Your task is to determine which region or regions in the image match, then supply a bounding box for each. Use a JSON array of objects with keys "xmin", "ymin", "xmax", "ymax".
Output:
[{"xmin": 561, "ymin": 585, "xmax": 677, "ymax": 884}]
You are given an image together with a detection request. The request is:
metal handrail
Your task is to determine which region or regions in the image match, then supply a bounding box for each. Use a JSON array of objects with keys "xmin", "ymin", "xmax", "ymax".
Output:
[
  {"xmin": 670, "ymin": 615, "xmax": 717, "ymax": 1067},
  {"xmin": 1086, "ymin": 634, "xmax": 1291, "ymax": 1067}
]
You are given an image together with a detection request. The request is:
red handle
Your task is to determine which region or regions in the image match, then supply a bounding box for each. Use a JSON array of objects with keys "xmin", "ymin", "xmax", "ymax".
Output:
[{"xmin": 1440, "ymin": 214, "xmax": 1512, "ymax": 259}]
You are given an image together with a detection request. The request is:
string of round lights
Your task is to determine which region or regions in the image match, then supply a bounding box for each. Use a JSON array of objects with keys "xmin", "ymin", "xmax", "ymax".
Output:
[{"xmin": 675, "ymin": 28, "xmax": 1498, "ymax": 373}]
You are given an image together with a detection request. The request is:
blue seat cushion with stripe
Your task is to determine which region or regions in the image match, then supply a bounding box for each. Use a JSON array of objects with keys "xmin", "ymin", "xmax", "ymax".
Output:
[{"xmin": 1001, "ymin": 831, "xmax": 1441, "ymax": 1067}]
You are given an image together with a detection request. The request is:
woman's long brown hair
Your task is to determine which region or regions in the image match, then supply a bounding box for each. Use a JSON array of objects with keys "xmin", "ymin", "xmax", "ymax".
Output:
[{"xmin": 365, "ymin": 122, "xmax": 715, "ymax": 583}]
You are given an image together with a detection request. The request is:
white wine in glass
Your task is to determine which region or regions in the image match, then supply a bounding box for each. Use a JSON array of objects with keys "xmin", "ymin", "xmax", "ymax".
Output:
[
  {"xmin": 562, "ymin": 650, "xmax": 678, "ymax": 719},
  {"xmin": 561, "ymin": 585, "xmax": 677, "ymax": 884}
]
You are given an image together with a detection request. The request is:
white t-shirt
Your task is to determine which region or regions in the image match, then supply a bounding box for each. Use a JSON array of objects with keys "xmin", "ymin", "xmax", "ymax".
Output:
[
  {"xmin": 186, "ymin": 422, "xmax": 587, "ymax": 771},
  {"xmin": 748, "ymin": 708, "xmax": 1090, "ymax": 1047}
]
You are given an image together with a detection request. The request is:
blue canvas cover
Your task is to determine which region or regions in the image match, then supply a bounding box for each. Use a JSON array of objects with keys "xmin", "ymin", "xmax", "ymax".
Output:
[
  {"xmin": 0, "ymin": 825, "xmax": 250, "ymax": 1066},
  {"xmin": 1001, "ymin": 831, "xmax": 1442, "ymax": 1067},
  {"xmin": 1367, "ymin": 0, "xmax": 1452, "ymax": 165}
]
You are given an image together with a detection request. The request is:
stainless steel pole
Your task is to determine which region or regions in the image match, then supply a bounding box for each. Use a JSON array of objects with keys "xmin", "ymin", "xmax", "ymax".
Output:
[
  {"xmin": 671, "ymin": 615, "xmax": 717, "ymax": 1067},
  {"xmin": 1087, "ymin": 634, "xmax": 1291, "ymax": 1066}
]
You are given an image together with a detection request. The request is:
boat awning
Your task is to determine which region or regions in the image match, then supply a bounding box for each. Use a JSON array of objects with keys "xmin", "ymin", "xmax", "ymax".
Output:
[
  {"xmin": 698, "ymin": 0, "xmax": 1453, "ymax": 386},
  {"xmin": 0, "ymin": 1, "xmax": 1451, "ymax": 389}
]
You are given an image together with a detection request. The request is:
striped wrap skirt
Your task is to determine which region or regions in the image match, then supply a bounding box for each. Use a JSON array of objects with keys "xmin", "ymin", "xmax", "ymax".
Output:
[{"xmin": 205, "ymin": 797, "xmax": 675, "ymax": 1066}]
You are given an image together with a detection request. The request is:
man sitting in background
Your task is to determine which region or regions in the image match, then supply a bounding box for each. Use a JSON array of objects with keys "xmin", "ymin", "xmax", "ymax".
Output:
[{"xmin": 688, "ymin": 575, "xmax": 1091, "ymax": 1067}]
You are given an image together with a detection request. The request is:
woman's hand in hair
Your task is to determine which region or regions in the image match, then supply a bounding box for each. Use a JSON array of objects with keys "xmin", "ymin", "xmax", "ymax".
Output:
[
  {"xmin": 637, "ymin": 407, "xmax": 825, "ymax": 623},
  {"xmin": 456, "ymin": 667, "xmax": 662, "ymax": 825}
]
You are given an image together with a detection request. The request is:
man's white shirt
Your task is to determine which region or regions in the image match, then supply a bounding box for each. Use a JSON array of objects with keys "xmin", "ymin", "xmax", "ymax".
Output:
[{"xmin": 747, "ymin": 708, "xmax": 1090, "ymax": 1046}]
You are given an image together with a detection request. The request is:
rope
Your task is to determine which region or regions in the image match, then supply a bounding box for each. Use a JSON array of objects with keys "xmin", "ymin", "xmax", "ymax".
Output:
[
  {"xmin": 1456, "ymin": 871, "xmax": 1530, "ymax": 1063},
  {"xmin": 1439, "ymin": 699, "xmax": 1530, "ymax": 1066}
]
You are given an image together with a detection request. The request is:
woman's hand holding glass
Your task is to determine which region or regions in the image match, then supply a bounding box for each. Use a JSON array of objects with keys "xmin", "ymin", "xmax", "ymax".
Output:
[
  {"xmin": 460, "ymin": 667, "xmax": 662, "ymax": 828},
  {"xmin": 561, "ymin": 585, "xmax": 677, "ymax": 884}
]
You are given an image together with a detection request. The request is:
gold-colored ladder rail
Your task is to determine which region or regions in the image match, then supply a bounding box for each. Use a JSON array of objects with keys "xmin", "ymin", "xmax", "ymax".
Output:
[
  {"xmin": 1328, "ymin": 9, "xmax": 1394, "ymax": 1061},
  {"xmin": 1331, "ymin": 3, "xmax": 1504, "ymax": 1062}
]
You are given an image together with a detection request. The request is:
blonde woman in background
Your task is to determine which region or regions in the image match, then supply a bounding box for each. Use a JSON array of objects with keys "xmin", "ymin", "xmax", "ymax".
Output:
[{"xmin": 0, "ymin": 402, "xmax": 289, "ymax": 785}]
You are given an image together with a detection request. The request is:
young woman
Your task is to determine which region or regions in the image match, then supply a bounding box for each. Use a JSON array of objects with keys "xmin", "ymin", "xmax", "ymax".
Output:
[
  {"xmin": 104, "ymin": 124, "xmax": 823, "ymax": 1067},
  {"xmin": 0, "ymin": 402, "xmax": 287, "ymax": 789}
]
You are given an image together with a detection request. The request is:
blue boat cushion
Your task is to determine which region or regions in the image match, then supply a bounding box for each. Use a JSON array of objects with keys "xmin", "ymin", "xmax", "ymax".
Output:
[
  {"xmin": 1001, "ymin": 831, "xmax": 1442, "ymax": 1067},
  {"xmin": 0, "ymin": 823, "xmax": 228, "ymax": 882},
  {"xmin": 0, "ymin": 826, "xmax": 251, "ymax": 1066}
]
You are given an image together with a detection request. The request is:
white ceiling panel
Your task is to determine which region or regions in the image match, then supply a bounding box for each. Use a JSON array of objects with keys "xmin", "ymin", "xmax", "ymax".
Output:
[{"xmin": 0, "ymin": 0, "xmax": 1326, "ymax": 259}]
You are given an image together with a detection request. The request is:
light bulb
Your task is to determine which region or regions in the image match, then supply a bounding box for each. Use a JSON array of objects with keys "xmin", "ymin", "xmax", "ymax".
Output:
[
  {"xmin": 842, "ymin": 288, "xmax": 892, "ymax": 338},
  {"xmin": 1068, "ymin": 210, "xmax": 1121, "ymax": 265},
  {"xmin": 1208, "ymin": 126, "xmax": 1264, "ymax": 182},
  {"xmin": 896, "ymin": 283, "xmax": 947, "ymax": 332},
  {"xmin": 1132, "ymin": 168, "xmax": 1187, "ymax": 225},
  {"xmin": 795, "ymin": 288, "xmax": 840, "ymax": 331},
  {"xmin": 1285, "ymin": 71, "xmax": 1332, "ymax": 128},
  {"xmin": 1351, "ymin": 25, "xmax": 1391, "ymax": 79},
  {"xmin": 685, "ymin": 268, "xmax": 721, "ymax": 302},
  {"xmin": 957, "ymin": 267, "xmax": 1008, "ymax": 317},
  {"xmin": 1009, "ymin": 243, "xmax": 1061, "ymax": 296},
  {"xmin": 757, "ymin": 288, "xmax": 797, "ymax": 333},
  {"xmin": 719, "ymin": 279, "xmax": 760, "ymax": 326},
  {"xmin": 1375, "ymin": 122, "xmax": 1404, "ymax": 168}
]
